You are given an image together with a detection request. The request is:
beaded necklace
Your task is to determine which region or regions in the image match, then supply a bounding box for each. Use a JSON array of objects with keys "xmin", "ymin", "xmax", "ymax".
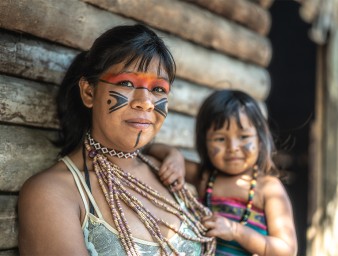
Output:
[
  {"xmin": 205, "ymin": 166, "xmax": 258, "ymax": 225},
  {"xmin": 87, "ymin": 132, "xmax": 139, "ymax": 159},
  {"xmin": 84, "ymin": 138, "xmax": 216, "ymax": 255}
]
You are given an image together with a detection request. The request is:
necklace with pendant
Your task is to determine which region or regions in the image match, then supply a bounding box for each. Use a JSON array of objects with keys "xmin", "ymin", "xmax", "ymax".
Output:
[{"xmin": 204, "ymin": 166, "xmax": 258, "ymax": 225}]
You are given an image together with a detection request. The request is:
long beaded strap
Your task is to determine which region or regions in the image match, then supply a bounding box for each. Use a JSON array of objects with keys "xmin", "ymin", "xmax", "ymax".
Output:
[{"xmin": 86, "ymin": 141, "xmax": 216, "ymax": 255}]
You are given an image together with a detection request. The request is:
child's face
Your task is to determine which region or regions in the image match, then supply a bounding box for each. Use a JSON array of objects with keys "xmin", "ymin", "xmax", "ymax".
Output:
[{"xmin": 206, "ymin": 111, "xmax": 259, "ymax": 175}]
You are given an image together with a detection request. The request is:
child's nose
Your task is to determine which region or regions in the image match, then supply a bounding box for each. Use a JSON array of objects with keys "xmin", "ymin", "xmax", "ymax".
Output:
[
  {"xmin": 130, "ymin": 88, "xmax": 154, "ymax": 111},
  {"xmin": 226, "ymin": 139, "xmax": 240, "ymax": 152}
]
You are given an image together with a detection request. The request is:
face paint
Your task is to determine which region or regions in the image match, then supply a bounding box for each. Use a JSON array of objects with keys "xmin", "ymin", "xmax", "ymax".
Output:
[
  {"xmin": 210, "ymin": 146, "xmax": 220, "ymax": 157},
  {"xmin": 108, "ymin": 91, "xmax": 128, "ymax": 113},
  {"xmin": 134, "ymin": 130, "xmax": 142, "ymax": 148},
  {"xmin": 154, "ymin": 98, "xmax": 168, "ymax": 117},
  {"xmin": 100, "ymin": 72, "xmax": 170, "ymax": 94},
  {"xmin": 242, "ymin": 142, "xmax": 256, "ymax": 153}
]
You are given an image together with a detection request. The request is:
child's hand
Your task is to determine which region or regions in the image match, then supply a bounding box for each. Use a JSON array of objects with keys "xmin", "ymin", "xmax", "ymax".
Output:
[
  {"xmin": 158, "ymin": 148, "xmax": 185, "ymax": 191},
  {"xmin": 202, "ymin": 214, "xmax": 237, "ymax": 241}
]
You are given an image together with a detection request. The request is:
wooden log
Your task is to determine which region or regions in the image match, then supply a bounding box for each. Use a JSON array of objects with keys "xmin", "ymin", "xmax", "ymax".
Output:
[
  {"xmin": 0, "ymin": 30, "xmax": 77, "ymax": 85},
  {"xmin": 0, "ymin": 30, "xmax": 268, "ymax": 106},
  {"xmin": 0, "ymin": 196, "xmax": 18, "ymax": 249},
  {"xmin": 247, "ymin": 0, "xmax": 274, "ymax": 9},
  {"xmin": 182, "ymin": 0, "xmax": 271, "ymax": 35},
  {"xmin": 82, "ymin": 0, "xmax": 271, "ymax": 67},
  {"xmin": 169, "ymin": 80, "xmax": 214, "ymax": 116},
  {"xmin": 0, "ymin": 0, "xmax": 272, "ymax": 67},
  {"xmin": 0, "ymin": 114, "xmax": 195, "ymax": 192},
  {"xmin": 0, "ymin": 75, "xmax": 59, "ymax": 128},
  {"xmin": 0, "ymin": 124, "xmax": 59, "ymax": 192},
  {"xmin": 0, "ymin": 249, "xmax": 18, "ymax": 256},
  {"xmin": 166, "ymin": 35, "xmax": 270, "ymax": 101},
  {"xmin": 0, "ymin": 0, "xmax": 270, "ymax": 95}
]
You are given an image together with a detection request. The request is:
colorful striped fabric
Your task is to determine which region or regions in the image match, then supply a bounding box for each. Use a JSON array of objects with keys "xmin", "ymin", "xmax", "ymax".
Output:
[{"xmin": 208, "ymin": 196, "xmax": 268, "ymax": 255}]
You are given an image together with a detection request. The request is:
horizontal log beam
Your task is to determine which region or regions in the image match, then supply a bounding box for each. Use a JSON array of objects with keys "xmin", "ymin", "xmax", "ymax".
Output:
[
  {"xmin": 182, "ymin": 0, "xmax": 271, "ymax": 35},
  {"xmin": 82, "ymin": 0, "xmax": 271, "ymax": 66},
  {"xmin": 247, "ymin": 0, "xmax": 274, "ymax": 8},
  {"xmin": 0, "ymin": 115, "xmax": 194, "ymax": 192},
  {"xmin": 0, "ymin": 1, "xmax": 271, "ymax": 95},
  {"xmin": 0, "ymin": 196, "xmax": 18, "ymax": 249},
  {"xmin": 0, "ymin": 30, "xmax": 77, "ymax": 85},
  {"xmin": 0, "ymin": 125, "xmax": 59, "ymax": 191},
  {"xmin": 0, "ymin": 249, "xmax": 18, "ymax": 256},
  {"xmin": 0, "ymin": 30, "xmax": 268, "ymax": 112},
  {"xmin": 166, "ymin": 35, "xmax": 270, "ymax": 100},
  {"xmin": 0, "ymin": 75, "xmax": 59, "ymax": 128}
]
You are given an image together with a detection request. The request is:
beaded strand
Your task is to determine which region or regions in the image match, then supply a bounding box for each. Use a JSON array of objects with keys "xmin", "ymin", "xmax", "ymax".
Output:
[
  {"xmin": 85, "ymin": 139, "xmax": 216, "ymax": 255},
  {"xmin": 205, "ymin": 166, "xmax": 258, "ymax": 225}
]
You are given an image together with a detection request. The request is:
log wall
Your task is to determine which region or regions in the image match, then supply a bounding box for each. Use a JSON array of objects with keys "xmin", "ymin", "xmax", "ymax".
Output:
[{"xmin": 0, "ymin": 0, "xmax": 273, "ymax": 253}]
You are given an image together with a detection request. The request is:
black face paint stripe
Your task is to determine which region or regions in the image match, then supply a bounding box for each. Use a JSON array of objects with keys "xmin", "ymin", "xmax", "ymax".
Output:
[
  {"xmin": 108, "ymin": 91, "xmax": 128, "ymax": 113},
  {"xmin": 154, "ymin": 98, "xmax": 168, "ymax": 118},
  {"xmin": 134, "ymin": 130, "xmax": 142, "ymax": 148}
]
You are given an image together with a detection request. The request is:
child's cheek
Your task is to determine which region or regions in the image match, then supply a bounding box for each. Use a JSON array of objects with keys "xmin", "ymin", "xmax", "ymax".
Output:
[
  {"xmin": 209, "ymin": 146, "xmax": 221, "ymax": 158},
  {"xmin": 242, "ymin": 142, "xmax": 256, "ymax": 153}
]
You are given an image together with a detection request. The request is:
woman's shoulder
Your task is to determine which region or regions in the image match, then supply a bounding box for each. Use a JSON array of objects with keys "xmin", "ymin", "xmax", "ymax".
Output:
[{"xmin": 19, "ymin": 159, "xmax": 79, "ymax": 207}]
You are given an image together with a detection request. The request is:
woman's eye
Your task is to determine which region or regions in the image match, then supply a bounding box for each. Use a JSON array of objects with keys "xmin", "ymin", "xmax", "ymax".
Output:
[
  {"xmin": 152, "ymin": 86, "xmax": 168, "ymax": 94},
  {"xmin": 213, "ymin": 137, "xmax": 225, "ymax": 142},
  {"xmin": 118, "ymin": 81, "xmax": 133, "ymax": 87}
]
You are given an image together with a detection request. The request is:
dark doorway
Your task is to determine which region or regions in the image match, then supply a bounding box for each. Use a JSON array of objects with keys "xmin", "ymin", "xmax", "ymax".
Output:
[{"xmin": 267, "ymin": 1, "xmax": 316, "ymax": 255}]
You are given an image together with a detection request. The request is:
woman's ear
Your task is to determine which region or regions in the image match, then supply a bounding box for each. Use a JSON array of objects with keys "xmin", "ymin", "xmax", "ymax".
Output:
[{"xmin": 79, "ymin": 77, "xmax": 94, "ymax": 108}]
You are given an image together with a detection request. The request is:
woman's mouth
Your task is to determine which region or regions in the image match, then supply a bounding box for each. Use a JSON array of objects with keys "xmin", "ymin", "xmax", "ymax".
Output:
[{"xmin": 125, "ymin": 119, "xmax": 152, "ymax": 129}]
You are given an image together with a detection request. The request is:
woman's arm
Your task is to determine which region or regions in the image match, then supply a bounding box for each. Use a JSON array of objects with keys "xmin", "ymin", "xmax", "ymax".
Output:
[
  {"xmin": 18, "ymin": 168, "xmax": 89, "ymax": 256},
  {"xmin": 203, "ymin": 176, "xmax": 297, "ymax": 256},
  {"xmin": 146, "ymin": 143, "xmax": 200, "ymax": 189}
]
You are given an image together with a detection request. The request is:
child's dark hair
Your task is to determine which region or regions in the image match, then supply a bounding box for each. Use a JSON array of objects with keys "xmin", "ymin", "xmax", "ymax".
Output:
[
  {"xmin": 56, "ymin": 24, "xmax": 176, "ymax": 156},
  {"xmin": 195, "ymin": 89, "xmax": 276, "ymax": 176}
]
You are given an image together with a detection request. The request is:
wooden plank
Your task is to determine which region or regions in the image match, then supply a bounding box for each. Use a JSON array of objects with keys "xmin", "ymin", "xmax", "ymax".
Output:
[
  {"xmin": 0, "ymin": 1, "xmax": 271, "ymax": 98},
  {"xmin": 167, "ymin": 36, "xmax": 270, "ymax": 101},
  {"xmin": 155, "ymin": 112, "xmax": 195, "ymax": 148},
  {"xmin": 0, "ymin": 249, "xmax": 18, "ymax": 256},
  {"xmin": 247, "ymin": 0, "xmax": 274, "ymax": 8},
  {"xmin": 82, "ymin": 0, "xmax": 271, "ymax": 67},
  {"xmin": 0, "ymin": 75, "xmax": 59, "ymax": 128},
  {"xmin": 0, "ymin": 115, "xmax": 195, "ymax": 192},
  {"xmin": 0, "ymin": 32, "xmax": 216, "ymax": 116},
  {"xmin": 0, "ymin": 0, "xmax": 271, "ymax": 67},
  {"xmin": 169, "ymin": 81, "xmax": 214, "ymax": 116},
  {"xmin": 0, "ymin": 196, "xmax": 18, "ymax": 249},
  {"xmin": 182, "ymin": 0, "xmax": 271, "ymax": 35},
  {"xmin": 0, "ymin": 30, "xmax": 77, "ymax": 85},
  {"xmin": 0, "ymin": 125, "xmax": 59, "ymax": 192}
]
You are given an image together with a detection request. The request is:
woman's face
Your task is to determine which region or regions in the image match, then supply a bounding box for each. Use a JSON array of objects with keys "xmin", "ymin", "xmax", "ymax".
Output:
[
  {"xmin": 206, "ymin": 111, "xmax": 259, "ymax": 175},
  {"xmin": 81, "ymin": 58, "xmax": 170, "ymax": 152}
]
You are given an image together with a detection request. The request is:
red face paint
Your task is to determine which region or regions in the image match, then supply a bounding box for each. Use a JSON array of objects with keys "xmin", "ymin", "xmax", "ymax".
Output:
[{"xmin": 100, "ymin": 72, "xmax": 170, "ymax": 94}]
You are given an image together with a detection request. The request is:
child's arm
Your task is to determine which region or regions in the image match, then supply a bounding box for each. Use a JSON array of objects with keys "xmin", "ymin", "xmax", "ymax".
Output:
[
  {"xmin": 202, "ymin": 176, "xmax": 297, "ymax": 256},
  {"xmin": 147, "ymin": 143, "xmax": 200, "ymax": 190}
]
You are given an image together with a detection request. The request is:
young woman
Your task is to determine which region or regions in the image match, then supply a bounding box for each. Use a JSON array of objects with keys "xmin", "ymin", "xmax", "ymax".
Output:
[
  {"xmin": 18, "ymin": 24, "xmax": 215, "ymax": 256},
  {"xmin": 150, "ymin": 90, "xmax": 298, "ymax": 255}
]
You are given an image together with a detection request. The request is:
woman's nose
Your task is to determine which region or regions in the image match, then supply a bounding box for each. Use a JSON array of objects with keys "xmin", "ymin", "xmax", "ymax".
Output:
[{"xmin": 130, "ymin": 88, "xmax": 155, "ymax": 111}]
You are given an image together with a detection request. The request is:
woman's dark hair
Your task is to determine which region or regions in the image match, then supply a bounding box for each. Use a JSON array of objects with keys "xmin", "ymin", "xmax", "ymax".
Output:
[
  {"xmin": 195, "ymin": 89, "xmax": 277, "ymax": 176},
  {"xmin": 56, "ymin": 24, "xmax": 176, "ymax": 156}
]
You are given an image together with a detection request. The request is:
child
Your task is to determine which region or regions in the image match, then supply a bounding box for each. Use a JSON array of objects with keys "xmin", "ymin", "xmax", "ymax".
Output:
[{"xmin": 150, "ymin": 89, "xmax": 298, "ymax": 255}]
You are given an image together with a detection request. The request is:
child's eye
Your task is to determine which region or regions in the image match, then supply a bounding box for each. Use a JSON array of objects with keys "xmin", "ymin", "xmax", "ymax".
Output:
[
  {"xmin": 117, "ymin": 81, "xmax": 133, "ymax": 87},
  {"xmin": 240, "ymin": 134, "xmax": 255, "ymax": 140},
  {"xmin": 213, "ymin": 137, "xmax": 225, "ymax": 142}
]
